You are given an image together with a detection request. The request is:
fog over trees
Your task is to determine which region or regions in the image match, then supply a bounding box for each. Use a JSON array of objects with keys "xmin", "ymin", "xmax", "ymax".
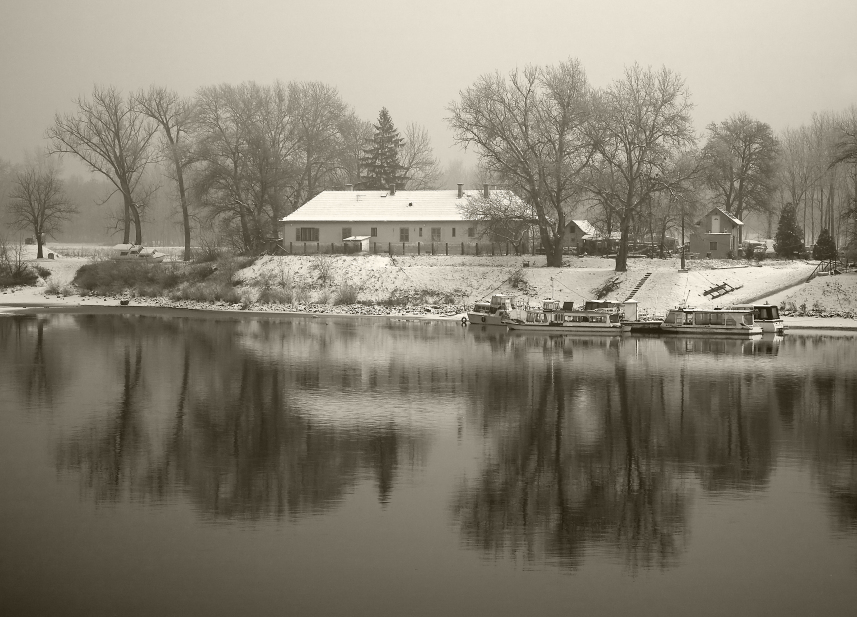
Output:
[{"xmin": 1, "ymin": 60, "xmax": 855, "ymax": 267}]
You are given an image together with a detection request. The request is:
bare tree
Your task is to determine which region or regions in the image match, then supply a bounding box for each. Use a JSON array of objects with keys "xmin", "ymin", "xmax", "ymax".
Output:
[
  {"xmin": 47, "ymin": 85, "xmax": 157, "ymax": 245},
  {"xmin": 448, "ymin": 58, "xmax": 597, "ymax": 266},
  {"xmin": 702, "ymin": 113, "xmax": 778, "ymax": 222},
  {"xmin": 459, "ymin": 190, "xmax": 535, "ymax": 253},
  {"xmin": 400, "ymin": 123, "xmax": 442, "ymax": 189},
  {"xmin": 588, "ymin": 64, "xmax": 696, "ymax": 272},
  {"xmin": 7, "ymin": 159, "xmax": 77, "ymax": 258},
  {"xmin": 136, "ymin": 86, "xmax": 196, "ymax": 260}
]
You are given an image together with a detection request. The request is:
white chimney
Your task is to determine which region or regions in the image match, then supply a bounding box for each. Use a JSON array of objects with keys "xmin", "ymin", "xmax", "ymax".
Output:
[{"xmin": 457, "ymin": 183, "xmax": 464, "ymax": 198}]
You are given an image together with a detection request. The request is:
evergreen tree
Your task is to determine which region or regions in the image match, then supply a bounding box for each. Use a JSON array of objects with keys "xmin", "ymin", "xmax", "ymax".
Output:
[
  {"xmin": 812, "ymin": 228, "xmax": 837, "ymax": 260},
  {"xmin": 774, "ymin": 203, "xmax": 804, "ymax": 259},
  {"xmin": 359, "ymin": 108, "xmax": 407, "ymax": 190}
]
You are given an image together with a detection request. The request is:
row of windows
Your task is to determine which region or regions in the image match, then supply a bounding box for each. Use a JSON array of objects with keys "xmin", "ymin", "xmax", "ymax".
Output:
[{"xmin": 296, "ymin": 227, "xmax": 475, "ymax": 242}]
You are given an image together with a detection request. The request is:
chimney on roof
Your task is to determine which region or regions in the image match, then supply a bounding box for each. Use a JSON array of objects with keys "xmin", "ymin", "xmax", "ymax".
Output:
[
  {"xmin": 483, "ymin": 183, "xmax": 489, "ymax": 198},
  {"xmin": 346, "ymin": 184, "xmax": 353, "ymax": 191},
  {"xmin": 457, "ymin": 183, "xmax": 463, "ymax": 198},
  {"xmin": 390, "ymin": 184, "xmax": 396, "ymax": 196}
]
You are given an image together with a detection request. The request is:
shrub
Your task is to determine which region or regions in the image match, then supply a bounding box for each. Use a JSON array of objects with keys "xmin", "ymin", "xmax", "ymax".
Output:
[
  {"xmin": 257, "ymin": 287, "xmax": 291, "ymax": 305},
  {"xmin": 315, "ymin": 289, "xmax": 332, "ymax": 305},
  {"xmin": 34, "ymin": 265, "xmax": 52, "ymax": 279},
  {"xmin": 508, "ymin": 267, "xmax": 526, "ymax": 288},
  {"xmin": 333, "ymin": 281, "xmax": 360, "ymax": 305},
  {"xmin": 310, "ymin": 254, "xmax": 334, "ymax": 285}
]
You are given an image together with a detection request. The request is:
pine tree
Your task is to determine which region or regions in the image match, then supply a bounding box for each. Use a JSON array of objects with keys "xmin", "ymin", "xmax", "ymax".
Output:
[
  {"xmin": 774, "ymin": 203, "xmax": 804, "ymax": 259},
  {"xmin": 359, "ymin": 108, "xmax": 407, "ymax": 190},
  {"xmin": 812, "ymin": 228, "xmax": 837, "ymax": 260}
]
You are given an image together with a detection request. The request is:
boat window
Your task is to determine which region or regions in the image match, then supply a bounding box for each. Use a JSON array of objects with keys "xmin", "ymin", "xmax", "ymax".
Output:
[
  {"xmin": 684, "ymin": 313, "xmax": 694, "ymax": 325},
  {"xmin": 725, "ymin": 315, "xmax": 737, "ymax": 326},
  {"xmin": 709, "ymin": 312, "xmax": 725, "ymax": 325},
  {"xmin": 743, "ymin": 313, "xmax": 753, "ymax": 325},
  {"xmin": 694, "ymin": 313, "xmax": 708, "ymax": 325}
]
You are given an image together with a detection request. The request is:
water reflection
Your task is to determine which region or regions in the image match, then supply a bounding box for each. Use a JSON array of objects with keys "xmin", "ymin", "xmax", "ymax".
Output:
[{"xmin": 1, "ymin": 314, "xmax": 856, "ymax": 568}]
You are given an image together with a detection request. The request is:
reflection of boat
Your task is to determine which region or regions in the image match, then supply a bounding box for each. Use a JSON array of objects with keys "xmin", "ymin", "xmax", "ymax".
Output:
[
  {"xmin": 507, "ymin": 299, "xmax": 624, "ymax": 334},
  {"xmin": 110, "ymin": 244, "xmax": 166, "ymax": 263},
  {"xmin": 466, "ymin": 294, "xmax": 516, "ymax": 326},
  {"xmin": 659, "ymin": 307, "xmax": 762, "ymax": 337},
  {"xmin": 721, "ymin": 303, "xmax": 785, "ymax": 334},
  {"xmin": 662, "ymin": 335, "xmax": 762, "ymax": 355}
]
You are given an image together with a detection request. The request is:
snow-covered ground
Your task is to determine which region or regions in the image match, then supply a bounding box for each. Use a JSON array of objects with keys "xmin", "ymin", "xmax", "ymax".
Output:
[{"xmin": 3, "ymin": 244, "xmax": 856, "ymax": 329}]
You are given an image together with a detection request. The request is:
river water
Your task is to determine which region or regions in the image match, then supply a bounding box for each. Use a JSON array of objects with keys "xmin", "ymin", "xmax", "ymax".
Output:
[{"xmin": 1, "ymin": 311, "xmax": 856, "ymax": 616}]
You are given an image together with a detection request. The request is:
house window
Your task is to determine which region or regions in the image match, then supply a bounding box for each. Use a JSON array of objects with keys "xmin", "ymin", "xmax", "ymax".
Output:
[
  {"xmin": 370, "ymin": 227, "xmax": 377, "ymax": 237},
  {"xmin": 342, "ymin": 227, "xmax": 352, "ymax": 239},
  {"xmin": 452, "ymin": 227, "xmax": 456, "ymax": 238},
  {"xmin": 710, "ymin": 241, "xmax": 718, "ymax": 251},
  {"xmin": 431, "ymin": 227, "xmax": 441, "ymax": 242},
  {"xmin": 467, "ymin": 227, "xmax": 475, "ymax": 238},
  {"xmin": 419, "ymin": 227, "xmax": 423, "ymax": 238},
  {"xmin": 296, "ymin": 228, "xmax": 319, "ymax": 242},
  {"xmin": 400, "ymin": 227, "xmax": 409, "ymax": 242}
]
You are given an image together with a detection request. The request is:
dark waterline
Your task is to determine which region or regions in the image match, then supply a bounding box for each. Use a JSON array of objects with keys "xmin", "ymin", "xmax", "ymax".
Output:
[{"xmin": 1, "ymin": 313, "xmax": 856, "ymax": 616}]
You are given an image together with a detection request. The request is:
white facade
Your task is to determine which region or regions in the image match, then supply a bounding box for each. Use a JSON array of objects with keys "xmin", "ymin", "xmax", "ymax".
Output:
[{"xmin": 281, "ymin": 187, "xmax": 520, "ymax": 247}]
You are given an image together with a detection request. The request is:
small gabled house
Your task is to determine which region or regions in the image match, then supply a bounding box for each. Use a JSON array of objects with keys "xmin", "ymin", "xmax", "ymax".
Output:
[
  {"xmin": 281, "ymin": 184, "xmax": 517, "ymax": 249},
  {"xmin": 690, "ymin": 207, "xmax": 744, "ymax": 259}
]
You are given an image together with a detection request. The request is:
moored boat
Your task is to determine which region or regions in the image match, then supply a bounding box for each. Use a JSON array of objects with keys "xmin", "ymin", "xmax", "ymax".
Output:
[
  {"xmin": 507, "ymin": 299, "xmax": 624, "ymax": 334},
  {"xmin": 466, "ymin": 294, "xmax": 517, "ymax": 326},
  {"xmin": 722, "ymin": 303, "xmax": 785, "ymax": 334},
  {"xmin": 659, "ymin": 307, "xmax": 762, "ymax": 337}
]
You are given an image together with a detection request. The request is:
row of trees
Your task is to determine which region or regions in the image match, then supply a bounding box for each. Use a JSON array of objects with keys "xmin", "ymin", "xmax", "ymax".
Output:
[
  {"xmin": 33, "ymin": 83, "xmax": 441, "ymax": 259},
  {"xmin": 450, "ymin": 58, "xmax": 857, "ymax": 270}
]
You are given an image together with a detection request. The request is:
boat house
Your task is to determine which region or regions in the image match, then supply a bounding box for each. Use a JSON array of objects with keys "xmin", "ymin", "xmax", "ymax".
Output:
[{"xmin": 689, "ymin": 207, "xmax": 744, "ymax": 259}]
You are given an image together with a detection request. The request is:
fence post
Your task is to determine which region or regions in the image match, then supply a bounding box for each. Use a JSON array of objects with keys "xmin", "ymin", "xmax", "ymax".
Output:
[
  {"xmin": 431, "ymin": 242, "xmax": 435, "ymax": 256},
  {"xmin": 445, "ymin": 242, "xmax": 448, "ymax": 256},
  {"xmin": 461, "ymin": 242, "xmax": 464, "ymax": 255},
  {"xmin": 290, "ymin": 242, "xmax": 292, "ymax": 254},
  {"xmin": 506, "ymin": 242, "xmax": 509, "ymax": 256},
  {"xmin": 388, "ymin": 242, "xmax": 392, "ymax": 255},
  {"xmin": 418, "ymin": 241, "xmax": 420, "ymax": 256},
  {"xmin": 402, "ymin": 242, "xmax": 405, "ymax": 255},
  {"xmin": 476, "ymin": 243, "xmax": 479, "ymax": 256},
  {"xmin": 304, "ymin": 242, "xmax": 307, "ymax": 255}
]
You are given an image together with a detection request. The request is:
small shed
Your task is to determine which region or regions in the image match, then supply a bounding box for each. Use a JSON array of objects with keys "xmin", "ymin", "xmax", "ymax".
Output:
[{"xmin": 343, "ymin": 235, "xmax": 371, "ymax": 252}]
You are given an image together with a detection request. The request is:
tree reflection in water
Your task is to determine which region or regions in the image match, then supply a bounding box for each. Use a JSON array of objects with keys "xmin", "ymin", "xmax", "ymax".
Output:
[
  {"xmin": 453, "ymin": 351, "xmax": 688, "ymax": 572},
  {"xmin": 2, "ymin": 315, "xmax": 857, "ymax": 569},
  {"xmin": 49, "ymin": 314, "xmax": 424, "ymax": 519}
]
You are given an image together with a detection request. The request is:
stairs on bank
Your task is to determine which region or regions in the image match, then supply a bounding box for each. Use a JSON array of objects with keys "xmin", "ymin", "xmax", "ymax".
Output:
[{"xmin": 624, "ymin": 272, "xmax": 652, "ymax": 301}]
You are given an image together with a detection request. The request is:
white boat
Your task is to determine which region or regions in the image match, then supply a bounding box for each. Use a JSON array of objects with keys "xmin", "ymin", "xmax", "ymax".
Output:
[
  {"xmin": 659, "ymin": 307, "xmax": 762, "ymax": 337},
  {"xmin": 722, "ymin": 303, "xmax": 785, "ymax": 334},
  {"xmin": 466, "ymin": 294, "xmax": 517, "ymax": 326},
  {"xmin": 507, "ymin": 299, "xmax": 624, "ymax": 334},
  {"xmin": 110, "ymin": 244, "xmax": 166, "ymax": 263}
]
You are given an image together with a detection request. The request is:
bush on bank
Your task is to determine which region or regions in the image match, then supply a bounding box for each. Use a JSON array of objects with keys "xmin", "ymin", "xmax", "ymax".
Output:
[{"xmin": 72, "ymin": 256, "xmax": 256, "ymax": 302}]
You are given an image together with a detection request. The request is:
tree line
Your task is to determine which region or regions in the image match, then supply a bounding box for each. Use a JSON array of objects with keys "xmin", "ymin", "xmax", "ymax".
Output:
[
  {"xmin": 3, "ymin": 60, "xmax": 857, "ymax": 270},
  {"xmin": 450, "ymin": 59, "xmax": 857, "ymax": 270}
]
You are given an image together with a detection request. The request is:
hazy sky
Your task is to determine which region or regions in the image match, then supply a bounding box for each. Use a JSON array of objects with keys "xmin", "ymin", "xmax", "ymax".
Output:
[{"xmin": 2, "ymin": 0, "xmax": 856, "ymax": 172}]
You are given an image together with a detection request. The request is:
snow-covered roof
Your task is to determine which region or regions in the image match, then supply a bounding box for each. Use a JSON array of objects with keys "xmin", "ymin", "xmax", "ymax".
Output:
[
  {"xmin": 570, "ymin": 220, "xmax": 597, "ymax": 235},
  {"xmin": 281, "ymin": 189, "xmax": 519, "ymax": 223},
  {"xmin": 697, "ymin": 207, "xmax": 744, "ymax": 226}
]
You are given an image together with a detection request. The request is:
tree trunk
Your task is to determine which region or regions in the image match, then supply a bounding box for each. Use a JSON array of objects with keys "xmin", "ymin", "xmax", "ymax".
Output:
[
  {"xmin": 175, "ymin": 163, "xmax": 191, "ymax": 261},
  {"xmin": 614, "ymin": 217, "xmax": 629, "ymax": 272}
]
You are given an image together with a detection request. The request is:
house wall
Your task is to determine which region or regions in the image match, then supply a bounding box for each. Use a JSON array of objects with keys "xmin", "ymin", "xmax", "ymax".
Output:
[
  {"xmin": 690, "ymin": 232, "xmax": 735, "ymax": 259},
  {"xmin": 690, "ymin": 210, "xmax": 742, "ymax": 258},
  {"xmin": 282, "ymin": 221, "xmax": 478, "ymax": 245},
  {"xmin": 563, "ymin": 223, "xmax": 588, "ymax": 250}
]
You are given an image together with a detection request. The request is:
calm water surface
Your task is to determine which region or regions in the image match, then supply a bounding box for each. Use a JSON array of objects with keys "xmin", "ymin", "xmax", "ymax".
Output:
[{"xmin": 1, "ymin": 311, "xmax": 856, "ymax": 616}]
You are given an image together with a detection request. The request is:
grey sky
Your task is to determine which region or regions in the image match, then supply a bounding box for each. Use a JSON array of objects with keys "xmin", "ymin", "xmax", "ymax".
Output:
[{"xmin": 2, "ymin": 0, "xmax": 856, "ymax": 171}]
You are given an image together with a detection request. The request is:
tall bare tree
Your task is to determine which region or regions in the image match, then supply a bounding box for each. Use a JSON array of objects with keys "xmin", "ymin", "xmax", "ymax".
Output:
[
  {"xmin": 702, "ymin": 113, "xmax": 778, "ymax": 222},
  {"xmin": 136, "ymin": 87, "xmax": 196, "ymax": 260},
  {"xmin": 400, "ymin": 123, "xmax": 442, "ymax": 189},
  {"xmin": 448, "ymin": 58, "xmax": 597, "ymax": 266},
  {"xmin": 7, "ymin": 160, "xmax": 78, "ymax": 258},
  {"xmin": 47, "ymin": 85, "xmax": 157, "ymax": 244},
  {"xmin": 588, "ymin": 64, "xmax": 696, "ymax": 272}
]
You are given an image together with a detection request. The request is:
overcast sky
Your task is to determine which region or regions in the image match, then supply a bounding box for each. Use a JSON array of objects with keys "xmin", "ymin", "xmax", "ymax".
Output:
[{"xmin": 2, "ymin": 0, "xmax": 856, "ymax": 172}]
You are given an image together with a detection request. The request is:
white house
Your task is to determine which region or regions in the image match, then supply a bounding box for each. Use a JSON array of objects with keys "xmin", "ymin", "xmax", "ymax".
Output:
[{"xmin": 281, "ymin": 184, "xmax": 516, "ymax": 248}]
